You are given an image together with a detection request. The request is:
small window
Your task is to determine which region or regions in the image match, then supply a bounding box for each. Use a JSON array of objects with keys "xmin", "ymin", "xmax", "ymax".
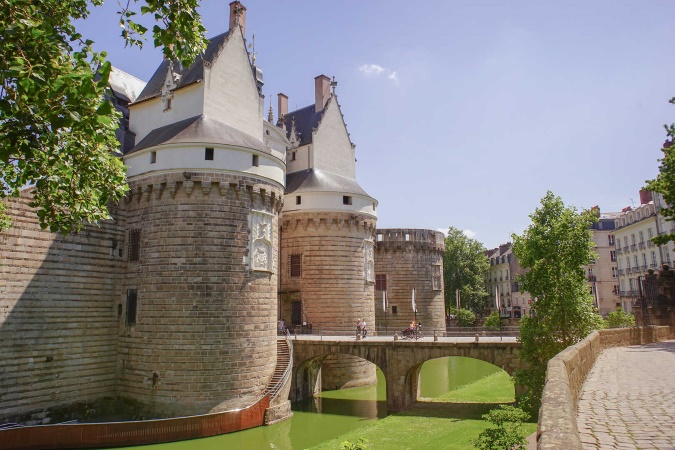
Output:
[
  {"xmin": 377, "ymin": 233, "xmax": 383, "ymax": 242},
  {"xmin": 150, "ymin": 151, "xmax": 156, "ymax": 164},
  {"xmin": 126, "ymin": 289, "xmax": 138, "ymax": 325},
  {"xmin": 291, "ymin": 151, "xmax": 296, "ymax": 161},
  {"xmin": 375, "ymin": 274, "xmax": 387, "ymax": 291},
  {"xmin": 373, "ymin": 203, "xmax": 376, "ymax": 211},
  {"xmin": 343, "ymin": 196, "xmax": 352, "ymax": 205},
  {"xmin": 128, "ymin": 228, "xmax": 141, "ymax": 262},
  {"xmin": 252, "ymin": 155, "xmax": 259, "ymax": 167},
  {"xmin": 405, "ymin": 233, "xmax": 410, "ymax": 241},
  {"xmin": 391, "ymin": 305, "xmax": 398, "ymax": 315},
  {"xmin": 296, "ymin": 195, "xmax": 301, "ymax": 205},
  {"xmin": 205, "ymin": 147, "xmax": 214, "ymax": 160},
  {"xmin": 290, "ymin": 254, "xmax": 302, "ymax": 278}
]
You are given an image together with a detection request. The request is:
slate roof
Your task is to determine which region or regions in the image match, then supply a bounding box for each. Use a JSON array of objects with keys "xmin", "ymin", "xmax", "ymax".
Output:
[
  {"xmin": 126, "ymin": 115, "xmax": 270, "ymax": 155},
  {"xmin": 109, "ymin": 67, "xmax": 146, "ymax": 103},
  {"xmin": 283, "ymin": 104, "xmax": 323, "ymax": 146},
  {"xmin": 285, "ymin": 168, "xmax": 372, "ymax": 197},
  {"xmin": 133, "ymin": 31, "xmax": 231, "ymax": 104}
]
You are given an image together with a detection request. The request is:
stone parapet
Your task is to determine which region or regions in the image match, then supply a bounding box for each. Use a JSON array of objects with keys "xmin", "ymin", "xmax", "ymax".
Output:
[{"xmin": 537, "ymin": 325, "xmax": 674, "ymax": 449}]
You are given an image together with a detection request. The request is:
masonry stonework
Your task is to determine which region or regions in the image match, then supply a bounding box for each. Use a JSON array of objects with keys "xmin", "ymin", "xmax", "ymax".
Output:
[
  {"xmin": 118, "ymin": 172, "xmax": 282, "ymax": 417},
  {"xmin": 0, "ymin": 192, "xmax": 126, "ymax": 423},
  {"xmin": 374, "ymin": 229, "xmax": 445, "ymax": 333}
]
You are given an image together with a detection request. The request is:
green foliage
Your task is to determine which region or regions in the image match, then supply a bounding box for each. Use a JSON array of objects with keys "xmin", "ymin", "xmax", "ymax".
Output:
[
  {"xmin": 645, "ymin": 98, "xmax": 675, "ymax": 246},
  {"xmin": 471, "ymin": 405, "xmax": 529, "ymax": 450},
  {"xmin": 0, "ymin": 0, "xmax": 206, "ymax": 233},
  {"xmin": 340, "ymin": 438, "xmax": 369, "ymax": 450},
  {"xmin": 484, "ymin": 310, "xmax": 502, "ymax": 330},
  {"xmin": 604, "ymin": 308, "xmax": 635, "ymax": 328},
  {"xmin": 512, "ymin": 192, "xmax": 604, "ymax": 414},
  {"xmin": 444, "ymin": 227, "xmax": 490, "ymax": 314},
  {"xmin": 457, "ymin": 309, "xmax": 477, "ymax": 327},
  {"xmin": 447, "ymin": 306, "xmax": 457, "ymax": 316}
]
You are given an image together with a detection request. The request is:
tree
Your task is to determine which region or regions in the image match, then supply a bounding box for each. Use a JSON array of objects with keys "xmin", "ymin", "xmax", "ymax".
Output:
[
  {"xmin": 512, "ymin": 192, "xmax": 603, "ymax": 414},
  {"xmin": 0, "ymin": 0, "xmax": 207, "ymax": 234},
  {"xmin": 443, "ymin": 227, "xmax": 490, "ymax": 314},
  {"xmin": 604, "ymin": 308, "xmax": 635, "ymax": 329},
  {"xmin": 471, "ymin": 405, "xmax": 530, "ymax": 450},
  {"xmin": 645, "ymin": 97, "xmax": 675, "ymax": 245},
  {"xmin": 456, "ymin": 309, "xmax": 476, "ymax": 327},
  {"xmin": 484, "ymin": 310, "xmax": 502, "ymax": 330}
]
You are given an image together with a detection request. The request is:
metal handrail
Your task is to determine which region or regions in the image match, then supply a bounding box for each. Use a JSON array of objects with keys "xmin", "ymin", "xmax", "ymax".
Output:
[{"xmin": 267, "ymin": 330, "xmax": 293, "ymax": 400}]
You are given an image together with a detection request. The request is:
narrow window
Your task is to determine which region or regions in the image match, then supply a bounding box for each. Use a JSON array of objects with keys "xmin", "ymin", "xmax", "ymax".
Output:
[
  {"xmin": 150, "ymin": 151, "xmax": 157, "ymax": 164},
  {"xmin": 377, "ymin": 233, "xmax": 383, "ymax": 242},
  {"xmin": 432, "ymin": 264, "xmax": 442, "ymax": 290},
  {"xmin": 252, "ymin": 155, "xmax": 259, "ymax": 167},
  {"xmin": 290, "ymin": 254, "xmax": 302, "ymax": 277},
  {"xmin": 126, "ymin": 289, "xmax": 138, "ymax": 325},
  {"xmin": 291, "ymin": 152, "xmax": 296, "ymax": 161},
  {"xmin": 391, "ymin": 305, "xmax": 398, "ymax": 315},
  {"xmin": 205, "ymin": 147, "xmax": 214, "ymax": 160},
  {"xmin": 375, "ymin": 274, "xmax": 387, "ymax": 291},
  {"xmin": 296, "ymin": 195, "xmax": 301, "ymax": 205},
  {"xmin": 373, "ymin": 203, "xmax": 376, "ymax": 211},
  {"xmin": 343, "ymin": 196, "xmax": 352, "ymax": 205},
  {"xmin": 405, "ymin": 233, "xmax": 410, "ymax": 241},
  {"xmin": 128, "ymin": 228, "xmax": 141, "ymax": 262}
]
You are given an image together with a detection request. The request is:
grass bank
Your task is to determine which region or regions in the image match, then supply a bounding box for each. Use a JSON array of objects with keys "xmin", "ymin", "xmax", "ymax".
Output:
[{"xmin": 311, "ymin": 371, "xmax": 536, "ymax": 450}]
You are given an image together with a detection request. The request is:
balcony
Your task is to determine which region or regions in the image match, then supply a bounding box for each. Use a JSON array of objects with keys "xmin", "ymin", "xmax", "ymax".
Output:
[
  {"xmin": 587, "ymin": 275, "xmax": 597, "ymax": 282},
  {"xmin": 648, "ymin": 241, "xmax": 655, "ymax": 248},
  {"xmin": 617, "ymin": 248, "xmax": 623, "ymax": 254},
  {"xmin": 642, "ymin": 265, "xmax": 648, "ymax": 272},
  {"xmin": 620, "ymin": 290, "xmax": 639, "ymax": 297},
  {"xmin": 619, "ymin": 269, "xmax": 625, "ymax": 275},
  {"xmin": 650, "ymin": 263, "xmax": 657, "ymax": 269},
  {"xmin": 623, "ymin": 246, "xmax": 630, "ymax": 253},
  {"xmin": 639, "ymin": 242, "xmax": 646, "ymax": 249},
  {"xmin": 630, "ymin": 244, "xmax": 637, "ymax": 251}
]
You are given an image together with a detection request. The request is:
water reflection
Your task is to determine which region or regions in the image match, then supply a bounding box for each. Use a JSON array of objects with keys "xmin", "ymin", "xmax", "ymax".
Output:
[{"xmin": 121, "ymin": 357, "xmax": 502, "ymax": 450}]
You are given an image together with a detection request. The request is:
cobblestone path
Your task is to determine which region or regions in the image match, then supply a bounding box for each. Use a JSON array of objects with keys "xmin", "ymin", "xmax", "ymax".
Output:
[{"xmin": 577, "ymin": 340, "xmax": 675, "ymax": 449}]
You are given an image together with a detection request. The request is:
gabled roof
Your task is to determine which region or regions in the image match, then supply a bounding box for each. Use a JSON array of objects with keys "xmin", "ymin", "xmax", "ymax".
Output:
[
  {"xmin": 109, "ymin": 67, "xmax": 146, "ymax": 103},
  {"xmin": 133, "ymin": 31, "xmax": 232, "ymax": 104},
  {"xmin": 285, "ymin": 168, "xmax": 372, "ymax": 198},
  {"xmin": 126, "ymin": 115, "xmax": 270, "ymax": 155},
  {"xmin": 282, "ymin": 104, "xmax": 323, "ymax": 147}
]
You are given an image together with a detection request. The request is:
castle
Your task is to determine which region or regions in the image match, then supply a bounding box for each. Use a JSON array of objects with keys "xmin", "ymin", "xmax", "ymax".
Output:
[{"xmin": 0, "ymin": 2, "xmax": 445, "ymax": 425}]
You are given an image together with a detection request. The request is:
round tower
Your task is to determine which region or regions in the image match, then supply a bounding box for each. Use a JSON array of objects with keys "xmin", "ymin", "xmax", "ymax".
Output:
[
  {"xmin": 116, "ymin": 11, "xmax": 286, "ymax": 417},
  {"xmin": 374, "ymin": 229, "xmax": 446, "ymax": 333},
  {"xmin": 278, "ymin": 77, "xmax": 378, "ymax": 389}
]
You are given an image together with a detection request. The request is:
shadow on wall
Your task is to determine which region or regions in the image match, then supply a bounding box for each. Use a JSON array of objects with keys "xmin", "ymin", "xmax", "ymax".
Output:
[{"xmin": 0, "ymin": 195, "xmax": 127, "ymax": 424}]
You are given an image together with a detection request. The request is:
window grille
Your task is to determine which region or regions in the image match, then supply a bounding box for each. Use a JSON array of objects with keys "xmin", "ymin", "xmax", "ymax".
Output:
[
  {"xmin": 126, "ymin": 289, "xmax": 138, "ymax": 325},
  {"xmin": 290, "ymin": 254, "xmax": 302, "ymax": 277},
  {"xmin": 128, "ymin": 229, "xmax": 141, "ymax": 262}
]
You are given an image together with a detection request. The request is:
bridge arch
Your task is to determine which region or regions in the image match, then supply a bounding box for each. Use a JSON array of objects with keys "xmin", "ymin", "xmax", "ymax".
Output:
[{"xmin": 291, "ymin": 339, "xmax": 525, "ymax": 411}]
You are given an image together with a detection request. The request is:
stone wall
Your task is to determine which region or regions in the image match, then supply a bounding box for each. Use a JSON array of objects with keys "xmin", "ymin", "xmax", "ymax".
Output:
[
  {"xmin": 537, "ymin": 325, "xmax": 674, "ymax": 449},
  {"xmin": 0, "ymin": 191, "xmax": 126, "ymax": 424},
  {"xmin": 118, "ymin": 172, "xmax": 282, "ymax": 417},
  {"xmin": 374, "ymin": 229, "xmax": 445, "ymax": 332}
]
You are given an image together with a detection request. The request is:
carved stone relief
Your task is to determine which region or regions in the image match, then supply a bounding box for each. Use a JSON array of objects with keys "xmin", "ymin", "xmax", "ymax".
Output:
[
  {"xmin": 249, "ymin": 210, "xmax": 275, "ymax": 272},
  {"xmin": 364, "ymin": 239, "xmax": 375, "ymax": 283}
]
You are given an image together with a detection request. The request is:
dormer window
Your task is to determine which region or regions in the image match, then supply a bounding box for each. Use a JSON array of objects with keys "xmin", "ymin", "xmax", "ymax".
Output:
[
  {"xmin": 150, "ymin": 151, "xmax": 156, "ymax": 164},
  {"xmin": 205, "ymin": 147, "xmax": 214, "ymax": 160},
  {"xmin": 343, "ymin": 196, "xmax": 352, "ymax": 205}
]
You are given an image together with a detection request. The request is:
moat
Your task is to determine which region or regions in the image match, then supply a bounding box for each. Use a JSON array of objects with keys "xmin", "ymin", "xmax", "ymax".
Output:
[{"xmin": 119, "ymin": 356, "xmax": 507, "ymax": 450}]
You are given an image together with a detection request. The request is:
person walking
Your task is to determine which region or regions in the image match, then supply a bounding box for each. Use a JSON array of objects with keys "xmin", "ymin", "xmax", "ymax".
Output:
[{"xmin": 361, "ymin": 319, "xmax": 367, "ymax": 338}]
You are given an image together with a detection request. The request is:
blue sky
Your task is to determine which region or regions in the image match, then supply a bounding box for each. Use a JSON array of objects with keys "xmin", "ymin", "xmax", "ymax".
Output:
[{"xmin": 77, "ymin": 1, "xmax": 675, "ymax": 249}]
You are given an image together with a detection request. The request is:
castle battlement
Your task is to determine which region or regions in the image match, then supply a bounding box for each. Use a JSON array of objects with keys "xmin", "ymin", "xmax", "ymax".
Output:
[{"xmin": 375, "ymin": 228, "xmax": 445, "ymax": 253}]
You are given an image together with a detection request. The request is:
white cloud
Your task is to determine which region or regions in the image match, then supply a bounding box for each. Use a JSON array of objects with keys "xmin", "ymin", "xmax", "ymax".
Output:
[
  {"xmin": 358, "ymin": 64, "xmax": 399, "ymax": 84},
  {"xmin": 463, "ymin": 229, "xmax": 477, "ymax": 239},
  {"xmin": 359, "ymin": 64, "xmax": 385, "ymax": 76}
]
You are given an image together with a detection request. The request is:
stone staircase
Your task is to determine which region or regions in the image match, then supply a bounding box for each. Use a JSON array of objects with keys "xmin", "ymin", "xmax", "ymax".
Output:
[{"xmin": 263, "ymin": 338, "xmax": 292, "ymax": 400}]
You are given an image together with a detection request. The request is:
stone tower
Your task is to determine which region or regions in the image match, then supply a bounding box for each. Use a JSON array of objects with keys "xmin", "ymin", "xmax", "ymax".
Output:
[
  {"xmin": 278, "ymin": 76, "xmax": 378, "ymax": 389},
  {"xmin": 374, "ymin": 229, "xmax": 445, "ymax": 333},
  {"xmin": 118, "ymin": 2, "xmax": 286, "ymax": 417}
]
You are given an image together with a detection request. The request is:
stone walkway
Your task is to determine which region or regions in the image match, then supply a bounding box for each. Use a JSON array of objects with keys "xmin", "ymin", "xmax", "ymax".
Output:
[{"xmin": 577, "ymin": 340, "xmax": 675, "ymax": 449}]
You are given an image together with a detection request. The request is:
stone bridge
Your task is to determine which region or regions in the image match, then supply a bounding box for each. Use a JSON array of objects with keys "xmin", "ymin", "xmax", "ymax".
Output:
[{"xmin": 291, "ymin": 338, "xmax": 525, "ymax": 412}]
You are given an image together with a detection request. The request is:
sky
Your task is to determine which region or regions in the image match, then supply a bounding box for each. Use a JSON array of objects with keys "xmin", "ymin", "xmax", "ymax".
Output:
[{"xmin": 76, "ymin": 0, "xmax": 675, "ymax": 249}]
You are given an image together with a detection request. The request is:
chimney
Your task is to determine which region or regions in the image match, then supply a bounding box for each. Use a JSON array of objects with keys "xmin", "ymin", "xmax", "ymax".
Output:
[
  {"xmin": 639, "ymin": 190, "xmax": 653, "ymax": 205},
  {"xmin": 314, "ymin": 74, "xmax": 331, "ymax": 112},
  {"xmin": 229, "ymin": 1, "xmax": 247, "ymax": 36},
  {"xmin": 277, "ymin": 93, "xmax": 288, "ymax": 127}
]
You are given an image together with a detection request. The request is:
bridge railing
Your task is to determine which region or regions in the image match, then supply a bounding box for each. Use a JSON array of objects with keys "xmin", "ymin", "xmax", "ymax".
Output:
[{"xmin": 284, "ymin": 325, "xmax": 519, "ymax": 338}]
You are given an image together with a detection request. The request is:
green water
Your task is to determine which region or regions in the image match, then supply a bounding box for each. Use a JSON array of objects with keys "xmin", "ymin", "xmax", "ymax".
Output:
[{"xmin": 123, "ymin": 357, "xmax": 501, "ymax": 450}]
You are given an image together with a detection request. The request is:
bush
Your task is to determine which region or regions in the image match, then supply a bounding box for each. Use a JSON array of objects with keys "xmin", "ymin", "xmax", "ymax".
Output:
[
  {"xmin": 471, "ymin": 405, "xmax": 529, "ymax": 450},
  {"xmin": 484, "ymin": 310, "xmax": 502, "ymax": 330},
  {"xmin": 604, "ymin": 308, "xmax": 635, "ymax": 328},
  {"xmin": 457, "ymin": 309, "xmax": 476, "ymax": 327},
  {"xmin": 340, "ymin": 438, "xmax": 368, "ymax": 450}
]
